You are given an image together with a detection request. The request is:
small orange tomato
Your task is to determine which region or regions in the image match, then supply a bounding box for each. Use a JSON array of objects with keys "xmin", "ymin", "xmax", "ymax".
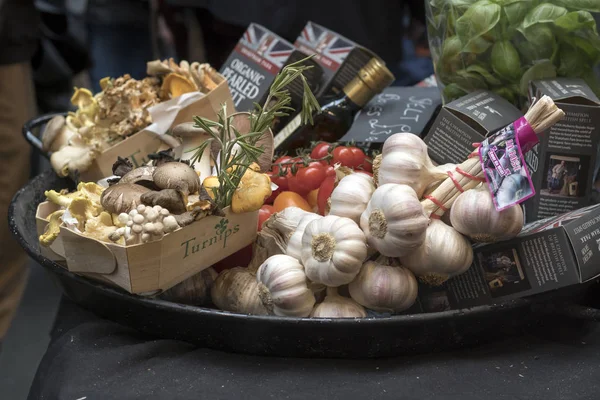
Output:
[
  {"xmin": 273, "ymin": 191, "xmax": 312, "ymax": 212},
  {"xmin": 306, "ymin": 188, "xmax": 319, "ymax": 210}
]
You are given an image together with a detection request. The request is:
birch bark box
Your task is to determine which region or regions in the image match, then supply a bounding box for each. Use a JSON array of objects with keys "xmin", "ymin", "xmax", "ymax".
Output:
[
  {"xmin": 79, "ymin": 76, "xmax": 234, "ymax": 182},
  {"xmin": 36, "ymin": 200, "xmax": 258, "ymax": 295}
]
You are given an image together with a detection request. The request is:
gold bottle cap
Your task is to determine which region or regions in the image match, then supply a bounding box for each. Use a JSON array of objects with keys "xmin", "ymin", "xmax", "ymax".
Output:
[
  {"xmin": 358, "ymin": 58, "xmax": 396, "ymax": 93},
  {"xmin": 345, "ymin": 58, "xmax": 395, "ymax": 107}
]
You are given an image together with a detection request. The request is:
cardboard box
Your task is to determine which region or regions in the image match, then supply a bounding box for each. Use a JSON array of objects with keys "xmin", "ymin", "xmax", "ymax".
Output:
[
  {"xmin": 339, "ymin": 86, "xmax": 442, "ymax": 149},
  {"xmin": 524, "ymin": 78, "xmax": 600, "ymax": 222},
  {"xmin": 294, "ymin": 21, "xmax": 380, "ymax": 99},
  {"xmin": 423, "ymin": 90, "xmax": 523, "ymax": 165},
  {"xmin": 219, "ymin": 23, "xmax": 322, "ymax": 119},
  {"xmin": 418, "ymin": 204, "xmax": 600, "ymax": 312},
  {"xmin": 36, "ymin": 202, "xmax": 258, "ymax": 294},
  {"xmin": 78, "ymin": 76, "xmax": 234, "ymax": 182}
]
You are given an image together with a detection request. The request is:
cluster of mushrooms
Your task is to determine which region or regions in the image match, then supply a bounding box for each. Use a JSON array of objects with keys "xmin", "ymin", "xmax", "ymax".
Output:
[
  {"xmin": 42, "ymin": 59, "xmax": 222, "ymax": 178},
  {"xmin": 40, "ymin": 152, "xmax": 217, "ymax": 248}
]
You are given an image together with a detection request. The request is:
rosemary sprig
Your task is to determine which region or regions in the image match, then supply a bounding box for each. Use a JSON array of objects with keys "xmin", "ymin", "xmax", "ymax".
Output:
[{"xmin": 187, "ymin": 55, "xmax": 320, "ymax": 209}]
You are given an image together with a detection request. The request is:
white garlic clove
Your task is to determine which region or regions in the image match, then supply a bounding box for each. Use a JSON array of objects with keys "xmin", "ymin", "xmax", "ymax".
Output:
[
  {"xmin": 377, "ymin": 133, "xmax": 449, "ymax": 197},
  {"xmin": 450, "ymin": 185, "xmax": 524, "ymax": 243},
  {"xmin": 349, "ymin": 258, "xmax": 418, "ymax": 313},
  {"xmin": 310, "ymin": 287, "xmax": 366, "ymax": 318},
  {"xmin": 328, "ymin": 173, "xmax": 375, "ymax": 224},
  {"xmin": 360, "ymin": 184, "xmax": 428, "ymax": 258},
  {"xmin": 301, "ymin": 215, "xmax": 367, "ymax": 287},
  {"xmin": 400, "ymin": 219, "xmax": 473, "ymax": 286},
  {"xmin": 286, "ymin": 214, "xmax": 322, "ymax": 261},
  {"xmin": 211, "ymin": 267, "xmax": 270, "ymax": 315},
  {"xmin": 256, "ymin": 255, "xmax": 316, "ymax": 317}
]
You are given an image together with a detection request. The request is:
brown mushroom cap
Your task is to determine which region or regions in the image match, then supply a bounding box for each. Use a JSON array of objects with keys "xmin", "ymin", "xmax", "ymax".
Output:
[
  {"xmin": 120, "ymin": 166, "xmax": 158, "ymax": 189},
  {"xmin": 100, "ymin": 183, "xmax": 151, "ymax": 214},
  {"xmin": 153, "ymin": 162, "xmax": 200, "ymax": 195},
  {"xmin": 42, "ymin": 115, "xmax": 67, "ymax": 152}
]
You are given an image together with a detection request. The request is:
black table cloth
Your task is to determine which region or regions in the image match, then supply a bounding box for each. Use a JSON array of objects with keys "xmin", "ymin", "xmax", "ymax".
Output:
[{"xmin": 28, "ymin": 297, "xmax": 600, "ymax": 400}]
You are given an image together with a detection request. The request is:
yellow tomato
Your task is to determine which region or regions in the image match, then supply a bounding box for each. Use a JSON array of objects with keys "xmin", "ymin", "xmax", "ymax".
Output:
[{"xmin": 273, "ymin": 191, "xmax": 312, "ymax": 212}]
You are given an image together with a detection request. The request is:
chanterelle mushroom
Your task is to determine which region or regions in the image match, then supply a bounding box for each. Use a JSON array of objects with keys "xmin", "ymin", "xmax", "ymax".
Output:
[{"xmin": 153, "ymin": 162, "xmax": 200, "ymax": 195}]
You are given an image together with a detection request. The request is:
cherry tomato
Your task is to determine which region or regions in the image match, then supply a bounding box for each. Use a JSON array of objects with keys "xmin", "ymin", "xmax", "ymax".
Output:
[
  {"xmin": 258, "ymin": 205, "xmax": 275, "ymax": 231},
  {"xmin": 306, "ymin": 189, "xmax": 319, "ymax": 211},
  {"xmin": 270, "ymin": 156, "xmax": 292, "ymax": 191},
  {"xmin": 360, "ymin": 157, "xmax": 373, "ymax": 173},
  {"xmin": 273, "ymin": 191, "xmax": 312, "ymax": 212},
  {"xmin": 324, "ymin": 165, "xmax": 335, "ymax": 177},
  {"xmin": 288, "ymin": 161, "xmax": 327, "ymax": 196},
  {"xmin": 317, "ymin": 175, "xmax": 335, "ymax": 215},
  {"xmin": 332, "ymin": 146, "xmax": 366, "ymax": 169},
  {"xmin": 310, "ymin": 142, "xmax": 332, "ymax": 160},
  {"xmin": 264, "ymin": 187, "xmax": 280, "ymax": 205},
  {"xmin": 211, "ymin": 244, "xmax": 253, "ymax": 273}
]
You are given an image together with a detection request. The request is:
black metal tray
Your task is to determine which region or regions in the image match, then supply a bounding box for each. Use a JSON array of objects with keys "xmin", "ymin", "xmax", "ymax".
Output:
[{"xmin": 10, "ymin": 170, "xmax": 600, "ymax": 358}]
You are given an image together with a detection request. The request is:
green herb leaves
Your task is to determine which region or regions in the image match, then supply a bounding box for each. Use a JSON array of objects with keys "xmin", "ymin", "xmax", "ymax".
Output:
[
  {"xmin": 188, "ymin": 56, "xmax": 320, "ymax": 209},
  {"xmin": 427, "ymin": 0, "xmax": 600, "ymax": 107}
]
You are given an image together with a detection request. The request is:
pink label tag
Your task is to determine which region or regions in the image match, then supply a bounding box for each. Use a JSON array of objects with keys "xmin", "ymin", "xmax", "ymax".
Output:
[
  {"xmin": 514, "ymin": 117, "xmax": 538, "ymax": 154},
  {"xmin": 478, "ymin": 121, "xmax": 536, "ymax": 211}
]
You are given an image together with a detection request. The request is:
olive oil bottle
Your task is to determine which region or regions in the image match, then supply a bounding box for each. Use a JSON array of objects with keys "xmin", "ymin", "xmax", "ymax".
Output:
[{"xmin": 273, "ymin": 57, "xmax": 395, "ymax": 152}]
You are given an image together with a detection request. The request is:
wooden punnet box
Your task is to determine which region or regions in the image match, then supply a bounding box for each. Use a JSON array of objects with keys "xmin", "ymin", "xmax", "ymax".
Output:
[
  {"xmin": 36, "ymin": 202, "xmax": 258, "ymax": 295},
  {"xmin": 78, "ymin": 76, "xmax": 234, "ymax": 182}
]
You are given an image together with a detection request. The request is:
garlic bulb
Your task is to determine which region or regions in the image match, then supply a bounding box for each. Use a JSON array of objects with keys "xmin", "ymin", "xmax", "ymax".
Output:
[
  {"xmin": 360, "ymin": 184, "xmax": 429, "ymax": 258},
  {"xmin": 211, "ymin": 267, "xmax": 270, "ymax": 315},
  {"xmin": 310, "ymin": 287, "xmax": 366, "ymax": 318},
  {"xmin": 400, "ymin": 219, "xmax": 473, "ymax": 286},
  {"xmin": 348, "ymin": 257, "xmax": 418, "ymax": 313},
  {"xmin": 265, "ymin": 207, "xmax": 316, "ymax": 241},
  {"xmin": 256, "ymin": 255, "xmax": 316, "ymax": 317},
  {"xmin": 377, "ymin": 133, "xmax": 449, "ymax": 198},
  {"xmin": 450, "ymin": 185, "xmax": 524, "ymax": 242},
  {"xmin": 328, "ymin": 173, "xmax": 376, "ymax": 223},
  {"xmin": 286, "ymin": 213, "xmax": 322, "ymax": 261},
  {"xmin": 301, "ymin": 215, "xmax": 367, "ymax": 287},
  {"xmin": 161, "ymin": 267, "xmax": 217, "ymax": 306}
]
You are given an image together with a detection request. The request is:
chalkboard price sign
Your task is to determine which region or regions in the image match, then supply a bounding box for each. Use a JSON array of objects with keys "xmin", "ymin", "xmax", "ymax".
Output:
[{"xmin": 340, "ymin": 86, "xmax": 442, "ymax": 144}]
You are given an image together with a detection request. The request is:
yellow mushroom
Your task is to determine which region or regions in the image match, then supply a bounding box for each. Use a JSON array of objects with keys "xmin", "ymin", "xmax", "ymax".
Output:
[
  {"xmin": 83, "ymin": 211, "xmax": 117, "ymax": 243},
  {"xmin": 160, "ymin": 73, "xmax": 197, "ymax": 100},
  {"xmin": 68, "ymin": 197, "xmax": 101, "ymax": 231},
  {"xmin": 231, "ymin": 167, "xmax": 272, "ymax": 214},
  {"xmin": 76, "ymin": 182, "xmax": 105, "ymax": 205},
  {"xmin": 39, "ymin": 210, "xmax": 65, "ymax": 247},
  {"xmin": 202, "ymin": 176, "xmax": 220, "ymax": 200}
]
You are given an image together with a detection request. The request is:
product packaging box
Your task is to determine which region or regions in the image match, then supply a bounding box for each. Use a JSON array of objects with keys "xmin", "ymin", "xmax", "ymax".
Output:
[
  {"xmin": 219, "ymin": 23, "xmax": 322, "ymax": 120},
  {"xmin": 79, "ymin": 75, "xmax": 234, "ymax": 182},
  {"xmin": 524, "ymin": 78, "xmax": 600, "ymax": 222},
  {"xmin": 36, "ymin": 201, "xmax": 258, "ymax": 295},
  {"xmin": 423, "ymin": 90, "xmax": 523, "ymax": 165},
  {"xmin": 339, "ymin": 86, "xmax": 442, "ymax": 150},
  {"xmin": 419, "ymin": 204, "xmax": 600, "ymax": 312},
  {"xmin": 294, "ymin": 21, "xmax": 380, "ymax": 99}
]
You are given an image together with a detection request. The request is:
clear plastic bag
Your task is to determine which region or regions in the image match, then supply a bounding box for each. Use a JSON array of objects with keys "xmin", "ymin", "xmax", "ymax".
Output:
[{"xmin": 426, "ymin": 0, "xmax": 600, "ymax": 108}]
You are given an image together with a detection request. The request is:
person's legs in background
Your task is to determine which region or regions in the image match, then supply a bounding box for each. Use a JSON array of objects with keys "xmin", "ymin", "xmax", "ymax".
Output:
[{"xmin": 0, "ymin": 62, "xmax": 37, "ymax": 340}]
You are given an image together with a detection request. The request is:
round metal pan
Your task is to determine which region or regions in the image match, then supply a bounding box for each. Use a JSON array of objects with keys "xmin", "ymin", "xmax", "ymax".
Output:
[{"xmin": 10, "ymin": 169, "xmax": 597, "ymax": 358}]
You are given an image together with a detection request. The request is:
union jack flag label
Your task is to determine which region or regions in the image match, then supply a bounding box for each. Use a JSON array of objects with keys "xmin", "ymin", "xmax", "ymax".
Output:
[{"xmin": 295, "ymin": 21, "xmax": 355, "ymax": 71}]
